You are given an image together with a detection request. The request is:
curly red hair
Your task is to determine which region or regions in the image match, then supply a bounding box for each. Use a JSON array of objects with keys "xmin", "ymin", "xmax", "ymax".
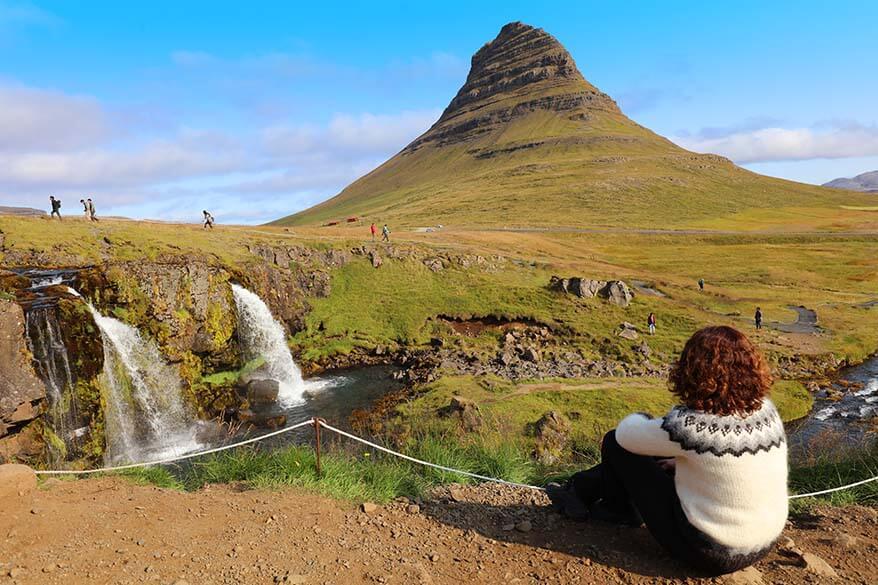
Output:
[{"xmin": 669, "ymin": 326, "xmax": 772, "ymax": 416}]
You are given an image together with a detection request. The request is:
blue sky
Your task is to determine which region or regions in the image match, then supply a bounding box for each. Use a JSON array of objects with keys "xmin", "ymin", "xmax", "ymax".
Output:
[{"xmin": 2, "ymin": 1, "xmax": 877, "ymax": 223}]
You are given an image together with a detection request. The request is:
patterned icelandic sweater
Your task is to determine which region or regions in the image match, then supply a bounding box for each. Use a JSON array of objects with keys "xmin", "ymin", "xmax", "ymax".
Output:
[{"xmin": 615, "ymin": 399, "xmax": 788, "ymax": 554}]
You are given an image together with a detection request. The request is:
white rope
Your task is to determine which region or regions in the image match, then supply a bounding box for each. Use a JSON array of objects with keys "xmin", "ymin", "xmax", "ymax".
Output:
[
  {"xmin": 317, "ymin": 420, "xmax": 545, "ymax": 491},
  {"xmin": 788, "ymin": 474, "xmax": 878, "ymax": 500},
  {"xmin": 33, "ymin": 419, "xmax": 316, "ymax": 475},
  {"xmin": 31, "ymin": 416, "xmax": 878, "ymax": 499}
]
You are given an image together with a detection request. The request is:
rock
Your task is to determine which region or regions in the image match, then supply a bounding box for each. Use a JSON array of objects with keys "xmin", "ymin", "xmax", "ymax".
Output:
[
  {"xmin": 532, "ymin": 411, "xmax": 571, "ymax": 465},
  {"xmin": 0, "ymin": 464, "xmax": 36, "ymax": 506},
  {"xmin": 246, "ymin": 379, "xmax": 280, "ymax": 404},
  {"xmin": 617, "ymin": 322, "xmax": 639, "ymax": 340},
  {"xmin": 406, "ymin": 504, "xmax": 421, "ymax": 514},
  {"xmin": 237, "ymin": 410, "xmax": 287, "ymax": 429},
  {"xmin": 0, "ymin": 300, "xmax": 47, "ymax": 462},
  {"xmin": 570, "ymin": 278, "xmax": 605, "ymax": 299},
  {"xmin": 635, "ymin": 341, "xmax": 651, "ymax": 357},
  {"xmin": 722, "ymin": 566, "xmax": 764, "ymax": 585},
  {"xmin": 800, "ymin": 552, "xmax": 839, "ymax": 578},
  {"xmin": 501, "ymin": 523, "xmax": 515, "ymax": 531},
  {"xmin": 827, "ymin": 533, "xmax": 857, "ymax": 548},
  {"xmin": 439, "ymin": 396, "xmax": 481, "ymax": 432},
  {"xmin": 601, "ymin": 281, "xmax": 633, "ymax": 307},
  {"xmin": 360, "ymin": 502, "xmax": 378, "ymax": 514},
  {"xmin": 777, "ymin": 536, "xmax": 803, "ymax": 558},
  {"xmin": 448, "ymin": 487, "xmax": 466, "ymax": 503},
  {"xmin": 370, "ymin": 251, "xmax": 383, "ymax": 268},
  {"xmin": 521, "ymin": 347, "xmax": 541, "ymax": 362},
  {"xmin": 515, "ymin": 520, "xmax": 532, "ymax": 533},
  {"xmin": 423, "ymin": 258, "xmax": 445, "ymax": 272}
]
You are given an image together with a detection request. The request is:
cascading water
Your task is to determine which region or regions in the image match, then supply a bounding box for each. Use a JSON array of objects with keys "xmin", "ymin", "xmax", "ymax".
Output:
[
  {"xmin": 83, "ymin": 299, "xmax": 201, "ymax": 463},
  {"xmin": 24, "ymin": 305, "xmax": 82, "ymax": 460},
  {"xmin": 231, "ymin": 284, "xmax": 306, "ymax": 404}
]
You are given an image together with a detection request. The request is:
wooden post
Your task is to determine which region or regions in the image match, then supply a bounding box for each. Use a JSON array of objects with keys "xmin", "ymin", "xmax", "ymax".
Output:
[{"xmin": 314, "ymin": 418, "xmax": 322, "ymax": 477}]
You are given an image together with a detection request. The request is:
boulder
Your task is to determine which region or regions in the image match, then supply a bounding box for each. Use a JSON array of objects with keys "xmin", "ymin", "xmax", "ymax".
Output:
[
  {"xmin": 423, "ymin": 258, "xmax": 445, "ymax": 272},
  {"xmin": 246, "ymin": 379, "xmax": 280, "ymax": 405},
  {"xmin": 533, "ymin": 411, "xmax": 571, "ymax": 465},
  {"xmin": 439, "ymin": 396, "xmax": 482, "ymax": 431},
  {"xmin": 617, "ymin": 322, "xmax": 639, "ymax": 340},
  {"xmin": 601, "ymin": 281, "xmax": 633, "ymax": 307},
  {"xmin": 0, "ymin": 464, "xmax": 37, "ymax": 501},
  {"xmin": 369, "ymin": 251, "xmax": 383, "ymax": 268},
  {"xmin": 570, "ymin": 278, "xmax": 606, "ymax": 299},
  {"xmin": 521, "ymin": 347, "xmax": 541, "ymax": 362},
  {"xmin": 237, "ymin": 409, "xmax": 286, "ymax": 429}
]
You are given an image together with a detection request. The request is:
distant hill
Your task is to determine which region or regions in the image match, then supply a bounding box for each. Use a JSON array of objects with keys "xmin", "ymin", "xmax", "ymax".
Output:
[
  {"xmin": 823, "ymin": 171, "xmax": 878, "ymax": 193},
  {"xmin": 273, "ymin": 22, "xmax": 871, "ymax": 228},
  {"xmin": 0, "ymin": 206, "xmax": 45, "ymax": 217}
]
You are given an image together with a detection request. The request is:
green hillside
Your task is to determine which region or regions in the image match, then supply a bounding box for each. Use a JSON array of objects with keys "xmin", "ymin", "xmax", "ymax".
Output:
[{"xmin": 273, "ymin": 22, "xmax": 872, "ymax": 229}]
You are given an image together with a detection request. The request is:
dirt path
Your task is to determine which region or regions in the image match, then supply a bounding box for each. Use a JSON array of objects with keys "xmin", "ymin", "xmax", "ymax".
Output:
[{"xmin": 3, "ymin": 477, "xmax": 877, "ymax": 584}]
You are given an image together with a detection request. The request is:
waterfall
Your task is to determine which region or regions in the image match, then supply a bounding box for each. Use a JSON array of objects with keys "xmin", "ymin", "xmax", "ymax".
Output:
[
  {"xmin": 84, "ymin": 302, "xmax": 201, "ymax": 463},
  {"xmin": 231, "ymin": 284, "xmax": 305, "ymax": 404},
  {"xmin": 24, "ymin": 306, "xmax": 81, "ymax": 459}
]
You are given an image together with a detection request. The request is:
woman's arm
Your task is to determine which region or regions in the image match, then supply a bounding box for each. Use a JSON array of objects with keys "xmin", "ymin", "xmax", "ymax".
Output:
[{"xmin": 615, "ymin": 413, "xmax": 685, "ymax": 458}]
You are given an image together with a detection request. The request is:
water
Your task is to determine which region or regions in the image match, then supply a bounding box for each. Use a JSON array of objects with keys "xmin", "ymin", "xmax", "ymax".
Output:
[
  {"xmin": 231, "ymin": 284, "xmax": 306, "ymax": 405},
  {"xmin": 85, "ymin": 302, "xmax": 204, "ymax": 464},
  {"xmin": 24, "ymin": 305, "xmax": 81, "ymax": 460},
  {"xmin": 788, "ymin": 356, "xmax": 878, "ymax": 459}
]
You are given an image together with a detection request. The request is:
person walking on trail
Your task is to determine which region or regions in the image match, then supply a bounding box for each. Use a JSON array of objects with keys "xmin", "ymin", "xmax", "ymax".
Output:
[
  {"xmin": 80, "ymin": 199, "xmax": 89, "ymax": 220},
  {"xmin": 546, "ymin": 326, "xmax": 788, "ymax": 575},
  {"xmin": 754, "ymin": 307, "xmax": 763, "ymax": 330},
  {"xmin": 203, "ymin": 210, "xmax": 215, "ymax": 229},
  {"xmin": 381, "ymin": 224, "xmax": 390, "ymax": 242},
  {"xmin": 698, "ymin": 278, "xmax": 705, "ymax": 292},
  {"xmin": 370, "ymin": 222, "xmax": 377, "ymax": 241},
  {"xmin": 86, "ymin": 198, "xmax": 98, "ymax": 222},
  {"xmin": 49, "ymin": 196, "xmax": 62, "ymax": 220},
  {"xmin": 647, "ymin": 312, "xmax": 657, "ymax": 335}
]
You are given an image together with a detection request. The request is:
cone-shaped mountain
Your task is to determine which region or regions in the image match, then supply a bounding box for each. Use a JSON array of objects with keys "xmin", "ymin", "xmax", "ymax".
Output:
[{"xmin": 274, "ymin": 22, "xmax": 859, "ymax": 228}]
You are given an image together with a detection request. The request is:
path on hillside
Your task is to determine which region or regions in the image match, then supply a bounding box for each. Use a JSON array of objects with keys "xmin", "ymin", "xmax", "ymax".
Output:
[{"xmin": 4, "ymin": 478, "xmax": 877, "ymax": 584}]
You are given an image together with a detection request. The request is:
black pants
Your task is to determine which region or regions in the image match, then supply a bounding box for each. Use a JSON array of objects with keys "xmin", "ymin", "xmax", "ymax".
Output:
[{"xmin": 571, "ymin": 431, "xmax": 771, "ymax": 575}]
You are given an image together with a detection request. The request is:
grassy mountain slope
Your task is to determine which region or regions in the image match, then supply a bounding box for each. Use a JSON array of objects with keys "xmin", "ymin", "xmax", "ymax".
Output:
[{"xmin": 274, "ymin": 22, "xmax": 873, "ymax": 229}]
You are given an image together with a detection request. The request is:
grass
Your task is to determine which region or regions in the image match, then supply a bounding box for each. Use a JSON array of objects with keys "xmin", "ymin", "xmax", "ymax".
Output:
[
  {"xmin": 114, "ymin": 431, "xmax": 538, "ymax": 503},
  {"xmin": 790, "ymin": 443, "xmax": 878, "ymax": 509}
]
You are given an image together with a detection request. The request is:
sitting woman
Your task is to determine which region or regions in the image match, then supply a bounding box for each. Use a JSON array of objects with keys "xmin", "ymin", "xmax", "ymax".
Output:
[{"xmin": 547, "ymin": 325, "xmax": 787, "ymax": 574}]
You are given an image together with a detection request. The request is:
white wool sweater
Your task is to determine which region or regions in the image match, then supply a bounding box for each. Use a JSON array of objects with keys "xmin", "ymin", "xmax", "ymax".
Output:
[{"xmin": 616, "ymin": 399, "xmax": 788, "ymax": 554}]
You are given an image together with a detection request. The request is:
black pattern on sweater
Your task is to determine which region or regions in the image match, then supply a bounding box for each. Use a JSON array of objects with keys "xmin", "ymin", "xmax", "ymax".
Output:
[{"xmin": 660, "ymin": 400, "xmax": 785, "ymax": 457}]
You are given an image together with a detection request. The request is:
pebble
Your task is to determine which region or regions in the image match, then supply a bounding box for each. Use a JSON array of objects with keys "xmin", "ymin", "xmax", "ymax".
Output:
[
  {"xmin": 801, "ymin": 552, "xmax": 839, "ymax": 579},
  {"xmin": 361, "ymin": 502, "xmax": 378, "ymax": 514},
  {"xmin": 722, "ymin": 566, "xmax": 764, "ymax": 585},
  {"xmin": 406, "ymin": 504, "xmax": 420, "ymax": 514},
  {"xmin": 515, "ymin": 520, "xmax": 532, "ymax": 533}
]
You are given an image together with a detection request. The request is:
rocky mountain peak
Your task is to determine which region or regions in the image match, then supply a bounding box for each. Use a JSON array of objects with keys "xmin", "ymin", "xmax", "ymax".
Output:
[{"xmin": 406, "ymin": 22, "xmax": 620, "ymax": 151}]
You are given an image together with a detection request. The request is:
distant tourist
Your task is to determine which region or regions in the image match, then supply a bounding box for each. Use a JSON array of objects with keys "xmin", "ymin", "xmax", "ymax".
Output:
[
  {"xmin": 698, "ymin": 278, "xmax": 705, "ymax": 292},
  {"xmin": 49, "ymin": 196, "xmax": 62, "ymax": 220},
  {"xmin": 370, "ymin": 222, "xmax": 377, "ymax": 241},
  {"xmin": 203, "ymin": 210, "xmax": 215, "ymax": 229},
  {"xmin": 80, "ymin": 199, "xmax": 89, "ymax": 219},
  {"xmin": 546, "ymin": 326, "xmax": 787, "ymax": 575},
  {"xmin": 87, "ymin": 198, "xmax": 98, "ymax": 222},
  {"xmin": 381, "ymin": 224, "xmax": 390, "ymax": 242},
  {"xmin": 755, "ymin": 307, "xmax": 763, "ymax": 330},
  {"xmin": 647, "ymin": 312, "xmax": 656, "ymax": 335}
]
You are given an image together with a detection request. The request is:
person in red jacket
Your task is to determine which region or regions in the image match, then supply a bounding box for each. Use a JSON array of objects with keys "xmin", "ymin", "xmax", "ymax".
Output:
[{"xmin": 370, "ymin": 222, "xmax": 377, "ymax": 241}]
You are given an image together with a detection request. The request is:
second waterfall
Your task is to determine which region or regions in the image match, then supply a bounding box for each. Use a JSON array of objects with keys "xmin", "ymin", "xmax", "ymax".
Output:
[{"xmin": 231, "ymin": 284, "xmax": 306, "ymax": 405}]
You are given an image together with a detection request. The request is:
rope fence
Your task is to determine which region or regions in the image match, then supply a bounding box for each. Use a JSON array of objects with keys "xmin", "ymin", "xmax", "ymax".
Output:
[{"xmin": 30, "ymin": 417, "xmax": 878, "ymax": 500}]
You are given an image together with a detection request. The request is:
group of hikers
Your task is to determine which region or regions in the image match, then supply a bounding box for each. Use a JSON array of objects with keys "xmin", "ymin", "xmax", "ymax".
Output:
[
  {"xmin": 646, "ymin": 306, "xmax": 761, "ymax": 337},
  {"xmin": 47, "ymin": 196, "xmax": 217, "ymax": 228},
  {"xmin": 369, "ymin": 222, "xmax": 391, "ymax": 242}
]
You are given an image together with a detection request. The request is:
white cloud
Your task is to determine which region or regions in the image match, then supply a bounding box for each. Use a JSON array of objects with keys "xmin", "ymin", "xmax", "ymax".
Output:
[
  {"xmin": 675, "ymin": 122, "xmax": 878, "ymax": 163},
  {"xmin": 0, "ymin": 84, "xmax": 111, "ymax": 151}
]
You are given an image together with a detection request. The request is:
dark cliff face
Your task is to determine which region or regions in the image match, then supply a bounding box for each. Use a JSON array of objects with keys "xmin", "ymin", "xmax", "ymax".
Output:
[{"xmin": 407, "ymin": 22, "xmax": 620, "ymax": 151}]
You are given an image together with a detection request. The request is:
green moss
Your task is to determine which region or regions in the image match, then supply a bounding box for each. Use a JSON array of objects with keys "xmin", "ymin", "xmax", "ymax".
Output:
[{"xmin": 770, "ymin": 380, "xmax": 813, "ymax": 421}]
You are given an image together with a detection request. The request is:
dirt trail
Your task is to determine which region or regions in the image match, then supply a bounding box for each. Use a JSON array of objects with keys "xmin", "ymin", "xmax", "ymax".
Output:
[{"xmin": 3, "ymin": 478, "xmax": 877, "ymax": 584}]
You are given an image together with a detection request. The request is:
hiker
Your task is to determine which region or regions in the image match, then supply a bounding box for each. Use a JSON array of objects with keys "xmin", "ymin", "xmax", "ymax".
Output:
[
  {"xmin": 203, "ymin": 210, "xmax": 215, "ymax": 229},
  {"xmin": 546, "ymin": 326, "xmax": 787, "ymax": 575},
  {"xmin": 647, "ymin": 312, "xmax": 657, "ymax": 335},
  {"xmin": 80, "ymin": 199, "xmax": 89, "ymax": 220},
  {"xmin": 49, "ymin": 196, "xmax": 62, "ymax": 220},
  {"xmin": 755, "ymin": 307, "xmax": 763, "ymax": 330},
  {"xmin": 87, "ymin": 198, "xmax": 98, "ymax": 222},
  {"xmin": 698, "ymin": 278, "xmax": 705, "ymax": 292},
  {"xmin": 370, "ymin": 222, "xmax": 377, "ymax": 241},
  {"xmin": 381, "ymin": 224, "xmax": 390, "ymax": 242}
]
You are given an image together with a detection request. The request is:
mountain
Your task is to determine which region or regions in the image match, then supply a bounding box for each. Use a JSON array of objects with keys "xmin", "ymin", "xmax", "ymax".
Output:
[
  {"xmin": 274, "ymin": 22, "xmax": 866, "ymax": 228},
  {"xmin": 823, "ymin": 171, "xmax": 878, "ymax": 193},
  {"xmin": 0, "ymin": 206, "xmax": 45, "ymax": 217}
]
